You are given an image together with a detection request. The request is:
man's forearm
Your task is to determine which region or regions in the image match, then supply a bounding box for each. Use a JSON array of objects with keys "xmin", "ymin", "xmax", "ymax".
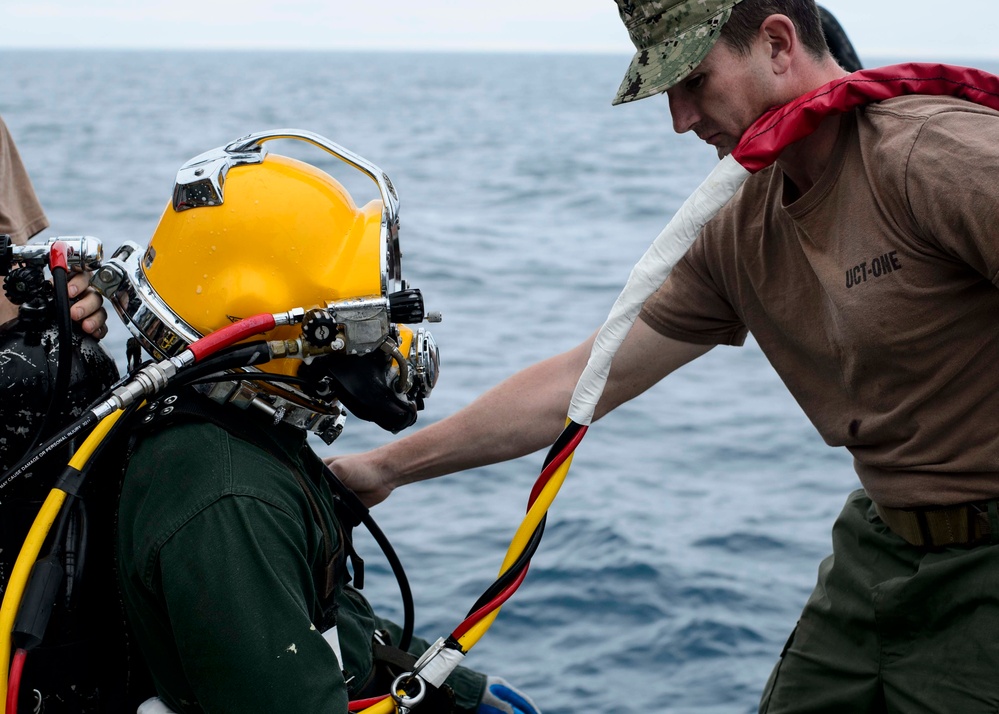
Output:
[{"xmin": 373, "ymin": 342, "xmax": 590, "ymax": 488}]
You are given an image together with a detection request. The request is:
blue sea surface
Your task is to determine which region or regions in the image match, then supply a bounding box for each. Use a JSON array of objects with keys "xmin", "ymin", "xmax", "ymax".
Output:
[{"xmin": 2, "ymin": 50, "xmax": 996, "ymax": 713}]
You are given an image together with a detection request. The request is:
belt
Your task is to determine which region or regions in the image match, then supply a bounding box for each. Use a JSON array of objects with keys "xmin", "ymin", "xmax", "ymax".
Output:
[{"xmin": 875, "ymin": 500, "xmax": 999, "ymax": 548}]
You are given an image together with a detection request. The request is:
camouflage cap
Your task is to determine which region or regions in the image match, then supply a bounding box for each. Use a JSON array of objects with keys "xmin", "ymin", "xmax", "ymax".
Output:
[{"xmin": 612, "ymin": 0, "xmax": 744, "ymax": 105}]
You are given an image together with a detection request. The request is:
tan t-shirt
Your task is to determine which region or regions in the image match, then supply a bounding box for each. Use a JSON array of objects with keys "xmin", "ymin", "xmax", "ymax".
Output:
[
  {"xmin": 0, "ymin": 116, "xmax": 49, "ymax": 324},
  {"xmin": 641, "ymin": 95, "xmax": 999, "ymax": 508},
  {"xmin": 0, "ymin": 115, "xmax": 48, "ymax": 245}
]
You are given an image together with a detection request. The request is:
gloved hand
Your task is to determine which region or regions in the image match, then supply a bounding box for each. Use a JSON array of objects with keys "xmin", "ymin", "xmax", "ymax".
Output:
[{"xmin": 477, "ymin": 676, "xmax": 541, "ymax": 714}]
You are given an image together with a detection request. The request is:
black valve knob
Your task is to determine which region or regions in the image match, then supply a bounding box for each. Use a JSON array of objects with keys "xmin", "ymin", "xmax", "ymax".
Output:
[
  {"xmin": 388, "ymin": 288, "xmax": 425, "ymax": 324},
  {"xmin": 301, "ymin": 309, "xmax": 337, "ymax": 347},
  {"xmin": 4, "ymin": 266, "xmax": 52, "ymax": 306}
]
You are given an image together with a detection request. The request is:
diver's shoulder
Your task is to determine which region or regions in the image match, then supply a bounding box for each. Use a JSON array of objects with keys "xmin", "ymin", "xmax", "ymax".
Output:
[{"xmin": 127, "ymin": 416, "xmax": 296, "ymax": 497}]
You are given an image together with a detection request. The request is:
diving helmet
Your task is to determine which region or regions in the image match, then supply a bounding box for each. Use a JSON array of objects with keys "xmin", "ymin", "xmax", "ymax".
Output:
[{"xmin": 92, "ymin": 129, "xmax": 440, "ymax": 442}]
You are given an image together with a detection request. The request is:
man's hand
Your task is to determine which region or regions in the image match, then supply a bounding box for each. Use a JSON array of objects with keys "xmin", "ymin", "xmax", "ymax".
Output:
[
  {"xmin": 324, "ymin": 452, "xmax": 395, "ymax": 508},
  {"xmin": 68, "ymin": 270, "xmax": 109, "ymax": 338}
]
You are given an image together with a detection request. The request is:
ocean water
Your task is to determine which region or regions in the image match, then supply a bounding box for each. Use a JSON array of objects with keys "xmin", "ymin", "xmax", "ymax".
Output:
[{"xmin": 2, "ymin": 50, "xmax": 997, "ymax": 713}]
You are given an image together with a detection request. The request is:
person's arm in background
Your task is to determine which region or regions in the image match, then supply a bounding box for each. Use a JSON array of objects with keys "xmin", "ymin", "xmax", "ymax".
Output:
[
  {"xmin": 0, "ymin": 115, "xmax": 107, "ymax": 335},
  {"xmin": 327, "ymin": 318, "xmax": 712, "ymax": 506}
]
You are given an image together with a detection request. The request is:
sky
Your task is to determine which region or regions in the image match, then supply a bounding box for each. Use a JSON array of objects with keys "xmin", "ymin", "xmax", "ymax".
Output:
[{"xmin": 4, "ymin": 0, "xmax": 998, "ymax": 60}]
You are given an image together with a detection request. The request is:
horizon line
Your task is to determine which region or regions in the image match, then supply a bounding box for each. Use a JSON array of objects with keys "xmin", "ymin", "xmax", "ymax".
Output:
[{"xmin": 2, "ymin": 46, "xmax": 998, "ymax": 61}]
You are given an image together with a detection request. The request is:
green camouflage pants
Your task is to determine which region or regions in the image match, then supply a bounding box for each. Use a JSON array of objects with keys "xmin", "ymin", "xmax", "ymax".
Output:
[{"xmin": 760, "ymin": 489, "xmax": 999, "ymax": 713}]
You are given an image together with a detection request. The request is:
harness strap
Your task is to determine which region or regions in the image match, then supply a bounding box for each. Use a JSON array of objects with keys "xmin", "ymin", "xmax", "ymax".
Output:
[
  {"xmin": 289, "ymin": 466, "xmax": 338, "ymax": 599},
  {"xmin": 372, "ymin": 640, "xmax": 418, "ymax": 671}
]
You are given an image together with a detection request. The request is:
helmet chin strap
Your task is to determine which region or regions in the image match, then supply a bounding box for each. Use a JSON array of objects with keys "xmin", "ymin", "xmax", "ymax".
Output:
[{"xmin": 569, "ymin": 62, "xmax": 999, "ymax": 425}]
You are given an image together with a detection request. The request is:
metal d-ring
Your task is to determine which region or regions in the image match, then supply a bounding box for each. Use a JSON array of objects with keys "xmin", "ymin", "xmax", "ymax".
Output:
[{"xmin": 389, "ymin": 672, "xmax": 426, "ymax": 713}]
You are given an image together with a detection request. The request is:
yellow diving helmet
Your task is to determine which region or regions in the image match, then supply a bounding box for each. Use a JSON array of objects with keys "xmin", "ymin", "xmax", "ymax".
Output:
[{"xmin": 92, "ymin": 129, "xmax": 440, "ymax": 442}]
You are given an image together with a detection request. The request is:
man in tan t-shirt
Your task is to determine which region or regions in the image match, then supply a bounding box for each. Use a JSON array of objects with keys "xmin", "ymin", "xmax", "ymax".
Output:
[
  {"xmin": 327, "ymin": 1, "xmax": 999, "ymax": 711},
  {"xmin": 0, "ymin": 115, "xmax": 107, "ymax": 334}
]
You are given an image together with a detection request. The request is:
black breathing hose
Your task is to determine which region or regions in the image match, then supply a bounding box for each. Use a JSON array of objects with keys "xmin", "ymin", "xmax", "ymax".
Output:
[{"xmin": 0, "ymin": 412, "xmax": 98, "ymax": 494}]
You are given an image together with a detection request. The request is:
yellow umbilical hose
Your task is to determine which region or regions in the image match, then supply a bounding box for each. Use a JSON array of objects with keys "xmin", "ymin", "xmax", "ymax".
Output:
[
  {"xmin": 358, "ymin": 426, "xmax": 580, "ymax": 713},
  {"xmin": 361, "ymin": 697, "xmax": 397, "ymax": 714},
  {"xmin": 0, "ymin": 409, "xmax": 125, "ymax": 712},
  {"xmin": 456, "ymin": 451, "xmax": 576, "ymax": 651}
]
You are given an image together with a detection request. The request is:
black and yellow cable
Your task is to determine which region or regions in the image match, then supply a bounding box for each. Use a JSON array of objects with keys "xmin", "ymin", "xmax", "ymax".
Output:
[{"xmin": 0, "ymin": 407, "xmax": 129, "ymax": 711}]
